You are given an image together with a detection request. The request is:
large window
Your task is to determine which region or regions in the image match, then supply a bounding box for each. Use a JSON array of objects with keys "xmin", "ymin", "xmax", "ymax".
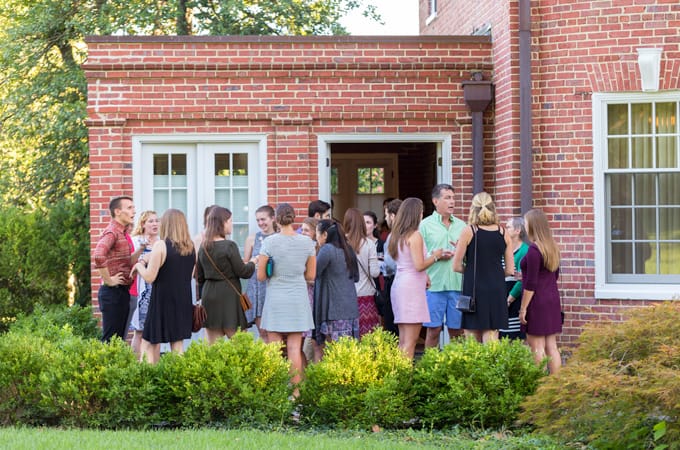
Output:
[
  {"xmin": 594, "ymin": 93, "xmax": 680, "ymax": 299},
  {"xmin": 133, "ymin": 135, "xmax": 267, "ymax": 252}
]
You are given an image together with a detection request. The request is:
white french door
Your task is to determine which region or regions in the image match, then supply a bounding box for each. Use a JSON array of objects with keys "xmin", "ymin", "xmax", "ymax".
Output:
[{"xmin": 133, "ymin": 135, "xmax": 267, "ymax": 252}]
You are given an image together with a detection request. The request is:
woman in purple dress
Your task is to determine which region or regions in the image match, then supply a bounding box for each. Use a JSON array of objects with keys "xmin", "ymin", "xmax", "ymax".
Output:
[
  {"xmin": 388, "ymin": 198, "xmax": 445, "ymax": 359},
  {"xmin": 519, "ymin": 209, "xmax": 562, "ymax": 374}
]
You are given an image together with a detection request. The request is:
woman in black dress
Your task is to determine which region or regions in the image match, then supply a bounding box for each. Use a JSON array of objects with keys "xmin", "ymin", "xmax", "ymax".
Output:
[
  {"xmin": 132, "ymin": 209, "xmax": 196, "ymax": 363},
  {"xmin": 452, "ymin": 192, "xmax": 515, "ymax": 343}
]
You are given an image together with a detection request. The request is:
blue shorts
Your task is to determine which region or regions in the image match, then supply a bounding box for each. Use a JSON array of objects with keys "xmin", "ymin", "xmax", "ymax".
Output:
[{"xmin": 424, "ymin": 290, "xmax": 463, "ymax": 329}]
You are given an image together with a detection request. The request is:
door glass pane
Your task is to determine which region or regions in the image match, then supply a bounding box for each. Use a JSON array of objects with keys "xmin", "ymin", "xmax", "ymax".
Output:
[
  {"xmin": 215, "ymin": 190, "xmax": 229, "ymax": 207},
  {"xmin": 611, "ymin": 243, "xmax": 632, "ymax": 274},
  {"xmin": 656, "ymin": 136, "xmax": 677, "ymax": 168},
  {"xmin": 154, "ymin": 155, "xmax": 169, "ymax": 187},
  {"xmin": 611, "ymin": 208, "xmax": 632, "ymax": 240},
  {"xmin": 634, "ymin": 207, "xmax": 656, "ymax": 240},
  {"xmin": 659, "ymin": 173, "xmax": 680, "ymax": 205},
  {"xmin": 171, "ymin": 154, "xmax": 187, "ymax": 177},
  {"xmin": 609, "ymin": 174, "xmax": 632, "ymax": 205},
  {"xmin": 631, "ymin": 137, "xmax": 653, "ymax": 168},
  {"xmin": 656, "ymin": 102, "xmax": 676, "ymax": 134},
  {"xmin": 172, "ymin": 190, "xmax": 188, "ymax": 215},
  {"xmin": 232, "ymin": 224, "xmax": 249, "ymax": 251},
  {"xmin": 233, "ymin": 153, "xmax": 248, "ymax": 186},
  {"xmin": 232, "ymin": 190, "xmax": 249, "ymax": 222},
  {"xmin": 631, "ymin": 103, "xmax": 652, "ymax": 135},
  {"xmin": 153, "ymin": 190, "xmax": 169, "ymax": 213},
  {"xmin": 634, "ymin": 173, "xmax": 656, "ymax": 205},
  {"xmin": 215, "ymin": 154, "xmax": 230, "ymax": 186},
  {"xmin": 607, "ymin": 103, "xmax": 628, "ymax": 135},
  {"xmin": 659, "ymin": 243, "xmax": 680, "ymax": 275},
  {"xmin": 607, "ymin": 138, "xmax": 628, "ymax": 168}
]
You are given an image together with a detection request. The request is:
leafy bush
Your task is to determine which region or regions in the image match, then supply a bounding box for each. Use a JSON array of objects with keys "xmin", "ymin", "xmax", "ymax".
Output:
[
  {"xmin": 154, "ymin": 332, "xmax": 292, "ymax": 427},
  {"xmin": 41, "ymin": 335, "xmax": 153, "ymax": 429},
  {"xmin": 0, "ymin": 195, "xmax": 90, "ymax": 332},
  {"xmin": 10, "ymin": 303, "xmax": 101, "ymax": 340},
  {"xmin": 520, "ymin": 303, "xmax": 680, "ymax": 449},
  {"xmin": 413, "ymin": 338, "xmax": 545, "ymax": 429},
  {"xmin": 298, "ymin": 329, "xmax": 414, "ymax": 429},
  {"xmin": 0, "ymin": 331, "xmax": 60, "ymax": 425}
]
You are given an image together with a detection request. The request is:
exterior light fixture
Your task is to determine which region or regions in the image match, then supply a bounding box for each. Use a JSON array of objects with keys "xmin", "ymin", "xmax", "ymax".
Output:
[{"xmin": 637, "ymin": 48, "xmax": 663, "ymax": 92}]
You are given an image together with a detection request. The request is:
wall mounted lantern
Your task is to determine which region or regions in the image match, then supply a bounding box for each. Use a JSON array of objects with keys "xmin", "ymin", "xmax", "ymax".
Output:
[{"xmin": 637, "ymin": 48, "xmax": 663, "ymax": 92}]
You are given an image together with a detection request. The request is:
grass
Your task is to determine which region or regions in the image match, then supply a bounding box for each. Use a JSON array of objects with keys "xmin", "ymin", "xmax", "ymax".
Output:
[{"xmin": 2, "ymin": 427, "xmax": 567, "ymax": 449}]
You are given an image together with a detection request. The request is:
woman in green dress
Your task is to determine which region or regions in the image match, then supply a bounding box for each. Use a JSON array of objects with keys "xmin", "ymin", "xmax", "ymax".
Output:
[{"xmin": 196, "ymin": 207, "xmax": 258, "ymax": 344}]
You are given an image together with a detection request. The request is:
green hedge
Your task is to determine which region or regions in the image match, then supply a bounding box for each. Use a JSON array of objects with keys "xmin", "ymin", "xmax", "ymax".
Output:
[
  {"xmin": 299, "ymin": 329, "xmax": 414, "ymax": 428},
  {"xmin": 413, "ymin": 338, "xmax": 545, "ymax": 429},
  {"xmin": 0, "ymin": 318, "xmax": 545, "ymax": 431}
]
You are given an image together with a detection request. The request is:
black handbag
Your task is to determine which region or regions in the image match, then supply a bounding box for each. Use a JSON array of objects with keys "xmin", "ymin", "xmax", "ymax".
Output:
[{"xmin": 456, "ymin": 226, "xmax": 477, "ymax": 313}]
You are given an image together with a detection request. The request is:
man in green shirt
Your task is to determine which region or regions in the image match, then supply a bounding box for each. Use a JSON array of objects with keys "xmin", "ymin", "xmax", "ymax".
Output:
[{"xmin": 419, "ymin": 184, "xmax": 467, "ymax": 348}]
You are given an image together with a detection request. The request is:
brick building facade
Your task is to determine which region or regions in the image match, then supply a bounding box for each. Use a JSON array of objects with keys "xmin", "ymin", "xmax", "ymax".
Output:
[{"xmin": 85, "ymin": 1, "xmax": 680, "ymax": 345}]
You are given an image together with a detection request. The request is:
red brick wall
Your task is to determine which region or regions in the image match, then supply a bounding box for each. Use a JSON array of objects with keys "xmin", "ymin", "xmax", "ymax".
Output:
[
  {"xmin": 422, "ymin": 0, "xmax": 680, "ymax": 345},
  {"xmin": 85, "ymin": 35, "xmax": 493, "ymax": 315}
]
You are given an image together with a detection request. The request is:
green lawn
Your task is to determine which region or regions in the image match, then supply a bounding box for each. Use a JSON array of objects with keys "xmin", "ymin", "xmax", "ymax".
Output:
[{"xmin": 2, "ymin": 427, "xmax": 565, "ymax": 449}]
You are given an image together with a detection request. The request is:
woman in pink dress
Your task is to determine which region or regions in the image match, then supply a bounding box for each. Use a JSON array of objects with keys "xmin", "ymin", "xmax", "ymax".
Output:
[{"xmin": 388, "ymin": 198, "xmax": 445, "ymax": 359}]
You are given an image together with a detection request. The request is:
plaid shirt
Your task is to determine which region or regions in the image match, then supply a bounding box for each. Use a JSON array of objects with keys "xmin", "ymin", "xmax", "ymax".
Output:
[{"xmin": 93, "ymin": 220, "xmax": 133, "ymax": 286}]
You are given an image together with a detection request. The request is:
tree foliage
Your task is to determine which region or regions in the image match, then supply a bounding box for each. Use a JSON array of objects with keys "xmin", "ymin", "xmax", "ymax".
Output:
[{"xmin": 0, "ymin": 0, "xmax": 380, "ymax": 319}]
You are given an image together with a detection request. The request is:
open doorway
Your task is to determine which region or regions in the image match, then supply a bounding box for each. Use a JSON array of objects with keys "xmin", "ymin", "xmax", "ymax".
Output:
[{"xmin": 329, "ymin": 142, "xmax": 438, "ymax": 221}]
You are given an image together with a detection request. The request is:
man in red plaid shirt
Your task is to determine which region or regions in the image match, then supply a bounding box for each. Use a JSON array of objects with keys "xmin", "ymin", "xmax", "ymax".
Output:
[{"xmin": 93, "ymin": 196, "xmax": 141, "ymax": 342}]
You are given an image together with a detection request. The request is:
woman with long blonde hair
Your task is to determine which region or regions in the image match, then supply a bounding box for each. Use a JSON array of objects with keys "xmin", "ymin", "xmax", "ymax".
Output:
[
  {"xmin": 519, "ymin": 209, "xmax": 562, "ymax": 374},
  {"xmin": 452, "ymin": 192, "xmax": 515, "ymax": 343},
  {"xmin": 130, "ymin": 210, "xmax": 160, "ymax": 355},
  {"xmin": 132, "ymin": 209, "xmax": 196, "ymax": 364}
]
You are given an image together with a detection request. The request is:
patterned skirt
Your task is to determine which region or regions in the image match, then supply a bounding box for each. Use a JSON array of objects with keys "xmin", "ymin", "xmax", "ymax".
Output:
[
  {"xmin": 358, "ymin": 295, "xmax": 380, "ymax": 337},
  {"xmin": 316, "ymin": 318, "xmax": 360, "ymax": 343}
]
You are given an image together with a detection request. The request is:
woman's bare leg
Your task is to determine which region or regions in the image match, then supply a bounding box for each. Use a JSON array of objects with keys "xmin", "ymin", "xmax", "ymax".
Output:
[
  {"xmin": 398, "ymin": 323, "xmax": 422, "ymax": 359},
  {"xmin": 545, "ymin": 334, "xmax": 561, "ymax": 374},
  {"xmin": 464, "ymin": 329, "xmax": 483, "ymax": 343}
]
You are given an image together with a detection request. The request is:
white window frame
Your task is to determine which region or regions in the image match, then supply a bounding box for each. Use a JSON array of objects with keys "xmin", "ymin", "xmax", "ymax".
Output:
[
  {"xmin": 132, "ymin": 134, "xmax": 268, "ymax": 240},
  {"xmin": 593, "ymin": 92, "xmax": 680, "ymax": 300}
]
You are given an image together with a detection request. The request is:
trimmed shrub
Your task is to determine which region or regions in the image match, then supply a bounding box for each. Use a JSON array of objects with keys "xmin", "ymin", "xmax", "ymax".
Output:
[
  {"xmin": 153, "ymin": 332, "xmax": 292, "ymax": 427},
  {"xmin": 298, "ymin": 329, "xmax": 414, "ymax": 429},
  {"xmin": 414, "ymin": 338, "xmax": 545, "ymax": 429},
  {"xmin": 41, "ymin": 335, "xmax": 153, "ymax": 428},
  {"xmin": 520, "ymin": 303, "xmax": 680, "ymax": 449},
  {"xmin": 0, "ymin": 331, "xmax": 61, "ymax": 425},
  {"xmin": 10, "ymin": 303, "xmax": 101, "ymax": 340}
]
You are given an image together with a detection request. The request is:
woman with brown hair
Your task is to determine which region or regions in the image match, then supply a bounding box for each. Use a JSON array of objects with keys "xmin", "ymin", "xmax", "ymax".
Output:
[
  {"xmin": 343, "ymin": 207, "xmax": 381, "ymax": 337},
  {"xmin": 257, "ymin": 203, "xmax": 316, "ymax": 396},
  {"xmin": 196, "ymin": 207, "xmax": 258, "ymax": 344},
  {"xmin": 519, "ymin": 209, "xmax": 563, "ymax": 374},
  {"xmin": 388, "ymin": 198, "xmax": 444, "ymax": 359},
  {"xmin": 132, "ymin": 209, "xmax": 196, "ymax": 364},
  {"xmin": 452, "ymin": 192, "xmax": 515, "ymax": 344}
]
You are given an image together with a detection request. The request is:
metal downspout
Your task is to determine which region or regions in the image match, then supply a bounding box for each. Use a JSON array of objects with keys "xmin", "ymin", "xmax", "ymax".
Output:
[{"xmin": 519, "ymin": 0, "xmax": 533, "ymax": 212}]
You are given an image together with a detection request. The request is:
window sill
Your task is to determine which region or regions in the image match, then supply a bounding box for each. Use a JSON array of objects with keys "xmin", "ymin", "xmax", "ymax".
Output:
[{"xmin": 595, "ymin": 284, "xmax": 680, "ymax": 300}]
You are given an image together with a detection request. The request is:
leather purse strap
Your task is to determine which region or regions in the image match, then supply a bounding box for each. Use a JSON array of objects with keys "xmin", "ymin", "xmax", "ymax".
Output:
[{"xmin": 202, "ymin": 244, "xmax": 243, "ymax": 297}]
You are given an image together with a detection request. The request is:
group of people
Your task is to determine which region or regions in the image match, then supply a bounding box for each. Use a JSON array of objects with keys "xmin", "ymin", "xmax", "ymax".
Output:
[{"xmin": 93, "ymin": 185, "xmax": 563, "ymax": 384}]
